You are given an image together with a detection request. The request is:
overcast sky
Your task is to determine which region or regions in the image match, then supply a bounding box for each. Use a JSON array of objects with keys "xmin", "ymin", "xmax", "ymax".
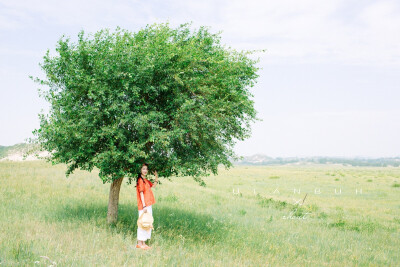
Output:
[{"xmin": 1, "ymin": 0, "xmax": 399, "ymax": 157}]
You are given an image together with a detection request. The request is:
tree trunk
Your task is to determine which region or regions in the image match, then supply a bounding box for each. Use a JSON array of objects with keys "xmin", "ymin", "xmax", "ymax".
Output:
[{"xmin": 107, "ymin": 176, "xmax": 124, "ymax": 224}]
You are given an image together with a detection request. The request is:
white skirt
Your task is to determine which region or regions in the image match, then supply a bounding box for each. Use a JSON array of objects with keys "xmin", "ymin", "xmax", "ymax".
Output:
[{"xmin": 137, "ymin": 205, "xmax": 153, "ymax": 241}]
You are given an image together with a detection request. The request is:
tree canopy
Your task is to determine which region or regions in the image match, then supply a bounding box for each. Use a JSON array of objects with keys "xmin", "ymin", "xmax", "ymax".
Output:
[{"xmin": 29, "ymin": 22, "xmax": 263, "ymax": 186}]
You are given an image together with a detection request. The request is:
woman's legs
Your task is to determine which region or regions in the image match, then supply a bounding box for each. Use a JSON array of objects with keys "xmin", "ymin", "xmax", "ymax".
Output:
[
  {"xmin": 137, "ymin": 214, "xmax": 145, "ymax": 244},
  {"xmin": 142, "ymin": 205, "xmax": 152, "ymax": 245},
  {"xmin": 137, "ymin": 205, "xmax": 153, "ymax": 246}
]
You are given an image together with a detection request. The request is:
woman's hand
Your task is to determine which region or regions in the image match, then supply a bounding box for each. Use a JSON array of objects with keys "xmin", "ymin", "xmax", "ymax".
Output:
[
  {"xmin": 143, "ymin": 207, "xmax": 148, "ymax": 213},
  {"xmin": 152, "ymin": 170, "xmax": 159, "ymax": 187}
]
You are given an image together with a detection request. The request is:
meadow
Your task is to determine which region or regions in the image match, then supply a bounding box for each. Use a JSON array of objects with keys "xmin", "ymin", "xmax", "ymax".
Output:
[{"xmin": 0, "ymin": 161, "xmax": 399, "ymax": 266}]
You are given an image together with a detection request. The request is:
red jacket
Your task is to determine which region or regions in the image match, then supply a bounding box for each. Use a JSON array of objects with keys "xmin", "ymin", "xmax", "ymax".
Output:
[{"xmin": 136, "ymin": 177, "xmax": 156, "ymax": 210}]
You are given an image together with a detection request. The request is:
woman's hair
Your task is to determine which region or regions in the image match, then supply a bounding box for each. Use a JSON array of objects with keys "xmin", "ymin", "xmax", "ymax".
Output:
[{"xmin": 136, "ymin": 163, "xmax": 149, "ymax": 187}]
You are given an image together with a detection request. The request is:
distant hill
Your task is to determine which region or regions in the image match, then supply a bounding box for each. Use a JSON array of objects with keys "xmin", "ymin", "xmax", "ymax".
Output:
[
  {"xmin": 0, "ymin": 143, "xmax": 50, "ymax": 161},
  {"xmin": 1, "ymin": 143, "xmax": 399, "ymax": 166},
  {"xmin": 0, "ymin": 143, "xmax": 32, "ymax": 158}
]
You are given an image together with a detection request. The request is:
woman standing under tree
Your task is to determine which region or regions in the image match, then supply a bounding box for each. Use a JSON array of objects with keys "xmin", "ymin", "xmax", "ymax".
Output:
[{"xmin": 136, "ymin": 163, "xmax": 158, "ymax": 250}]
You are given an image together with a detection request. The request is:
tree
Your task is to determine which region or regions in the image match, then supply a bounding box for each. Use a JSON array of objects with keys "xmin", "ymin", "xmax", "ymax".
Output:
[{"xmin": 29, "ymin": 22, "xmax": 263, "ymax": 224}]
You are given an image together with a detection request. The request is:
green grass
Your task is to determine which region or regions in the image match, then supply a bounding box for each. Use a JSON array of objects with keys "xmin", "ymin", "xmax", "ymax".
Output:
[{"xmin": 0, "ymin": 161, "xmax": 399, "ymax": 266}]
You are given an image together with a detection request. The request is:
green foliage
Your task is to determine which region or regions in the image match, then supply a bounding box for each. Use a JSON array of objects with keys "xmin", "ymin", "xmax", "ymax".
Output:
[
  {"xmin": 269, "ymin": 175, "xmax": 280, "ymax": 179},
  {"xmin": 10, "ymin": 240, "xmax": 35, "ymax": 262},
  {"xmin": 256, "ymin": 194, "xmax": 289, "ymax": 210},
  {"xmin": 0, "ymin": 146, "xmax": 7, "ymax": 158},
  {"xmin": 29, "ymin": 22, "xmax": 263, "ymax": 184},
  {"xmin": 327, "ymin": 218, "xmax": 378, "ymax": 233},
  {"xmin": 238, "ymin": 209, "xmax": 246, "ymax": 216},
  {"xmin": 160, "ymin": 193, "xmax": 179, "ymax": 202}
]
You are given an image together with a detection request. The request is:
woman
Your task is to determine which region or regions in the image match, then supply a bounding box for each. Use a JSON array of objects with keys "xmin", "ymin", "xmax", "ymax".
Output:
[{"xmin": 135, "ymin": 163, "xmax": 158, "ymax": 250}]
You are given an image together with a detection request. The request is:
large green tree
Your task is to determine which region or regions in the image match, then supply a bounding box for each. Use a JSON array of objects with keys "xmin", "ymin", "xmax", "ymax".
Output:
[{"xmin": 29, "ymin": 22, "xmax": 263, "ymax": 224}]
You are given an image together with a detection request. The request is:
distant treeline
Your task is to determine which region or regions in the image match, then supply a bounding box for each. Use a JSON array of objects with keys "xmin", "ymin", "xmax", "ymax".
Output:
[
  {"xmin": 1, "ymin": 143, "xmax": 399, "ymax": 167},
  {"xmin": 231, "ymin": 155, "xmax": 400, "ymax": 167}
]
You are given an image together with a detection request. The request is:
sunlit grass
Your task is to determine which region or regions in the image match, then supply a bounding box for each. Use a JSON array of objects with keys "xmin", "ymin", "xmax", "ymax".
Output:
[{"xmin": 0, "ymin": 161, "xmax": 399, "ymax": 266}]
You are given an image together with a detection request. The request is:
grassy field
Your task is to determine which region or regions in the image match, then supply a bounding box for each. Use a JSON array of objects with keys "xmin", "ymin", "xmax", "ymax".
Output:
[{"xmin": 0, "ymin": 161, "xmax": 399, "ymax": 266}]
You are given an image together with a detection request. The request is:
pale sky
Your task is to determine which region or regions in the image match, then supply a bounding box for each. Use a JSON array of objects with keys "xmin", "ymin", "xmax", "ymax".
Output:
[{"xmin": 1, "ymin": 0, "xmax": 399, "ymax": 157}]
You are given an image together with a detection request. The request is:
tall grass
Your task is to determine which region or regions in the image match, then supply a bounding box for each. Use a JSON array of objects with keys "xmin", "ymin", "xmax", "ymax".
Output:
[{"xmin": 0, "ymin": 161, "xmax": 399, "ymax": 266}]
